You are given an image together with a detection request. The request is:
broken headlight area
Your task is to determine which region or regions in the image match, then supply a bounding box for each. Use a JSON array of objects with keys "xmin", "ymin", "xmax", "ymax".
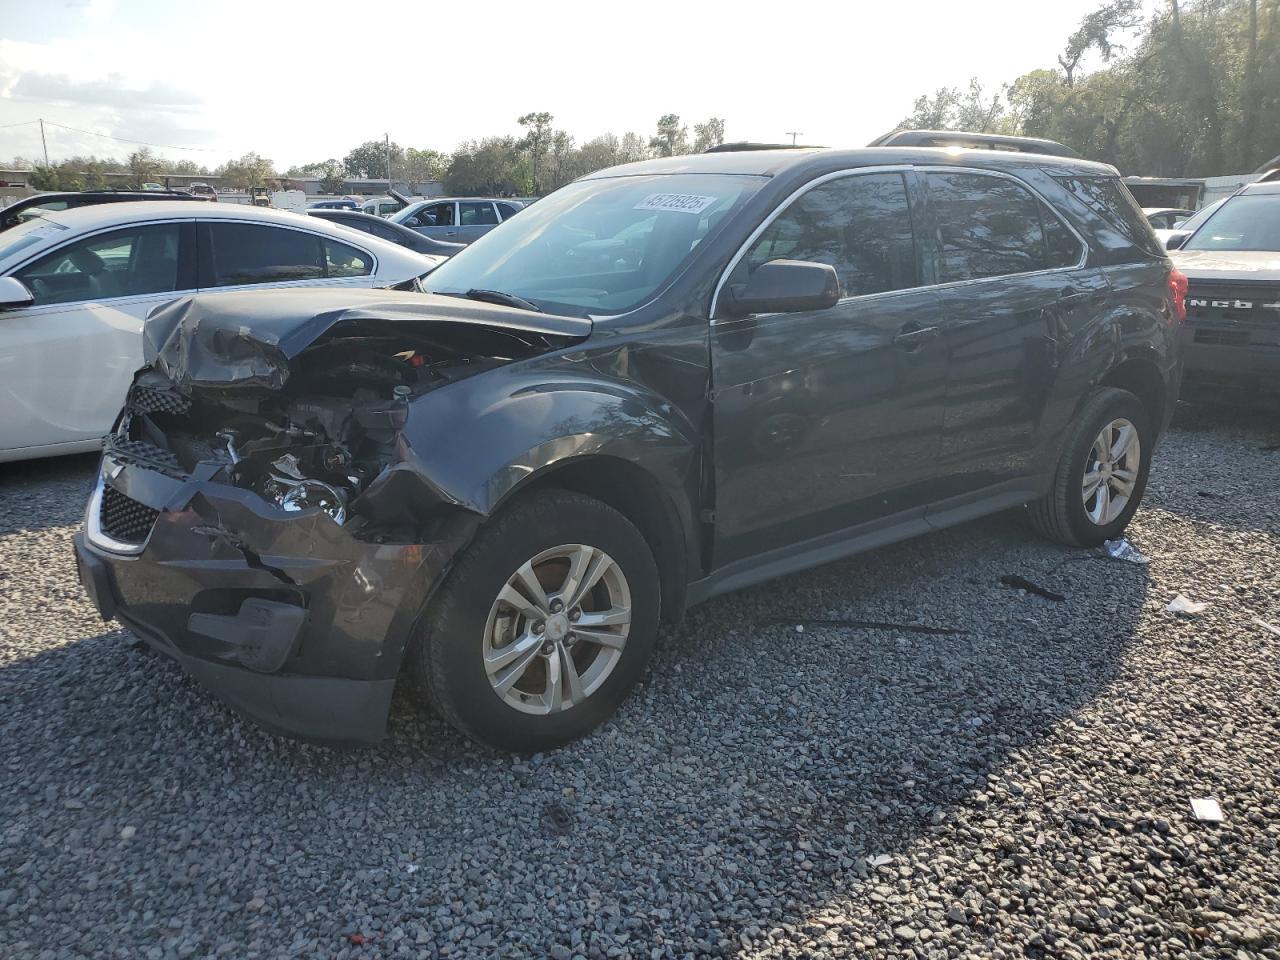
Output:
[{"xmin": 111, "ymin": 320, "xmax": 544, "ymax": 539}]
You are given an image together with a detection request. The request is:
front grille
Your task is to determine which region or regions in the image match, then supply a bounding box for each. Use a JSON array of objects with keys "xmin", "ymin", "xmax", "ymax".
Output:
[
  {"xmin": 130, "ymin": 383, "xmax": 191, "ymax": 416},
  {"xmin": 103, "ymin": 434, "xmax": 186, "ymax": 479},
  {"xmin": 1185, "ymin": 282, "xmax": 1280, "ymax": 346},
  {"xmin": 1194, "ymin": 328, "xmax": 1251, "ymax": 346},
  {"xmin": 99, "ymin": 485, "xmax": 159, "ymax": 545}
]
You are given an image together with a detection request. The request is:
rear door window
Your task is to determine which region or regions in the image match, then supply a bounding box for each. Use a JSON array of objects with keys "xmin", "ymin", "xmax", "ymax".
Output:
[
  {"xmin": 201, "ymin": 222, "xmax": 326, "ymax": 286},
  {"xmin": 926, "ymin": 171, "xmax": 1083, "ymax": 281},
  {"xmin": 496, "ymin": 202, "xmax": 522, "ymax": 220},
  {"xmin": 460, "ymin": 202, "xmax": 500, "ymax": 226},
  {"xmin": 744, "ymin": 172, "xmax": 919, "ymax": 298},
  {"xmin": 14, "ymin": 223, "xmax": 181, "ymax": 305},
  {"xmin": 323, "ymin": 238, "xmax": 374, "ymax": 277}
]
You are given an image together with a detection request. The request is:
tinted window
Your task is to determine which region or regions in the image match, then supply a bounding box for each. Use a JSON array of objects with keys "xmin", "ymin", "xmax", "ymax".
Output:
[
  {"xmin": 496, "ymin": 202, "xmax": 522, "ymax": 220},
  {"xmin": 1053, "ymin": 175, "xmax": 1163, "ymax": 259},
  {"xmin": 370, "ymin": 221, "xmax": 402, "ymax": 242},
  {"xmin": 323, "ymin": 238, "xmax": 373, "ymax": 277},
  {"xmin": 204, "ymin": 223, "xmax": 324, "ymax": 286},
  {"xmin": 1044, "ymin": 209, "xmax": 1084, "ymax": 269},
  {"xmin": 1183, "ymin": 193, "xmax": 1280, "ymax": 252},
  {"xmin": 334, "ymin": 216, "xmax": 377, "ymax": 236},
  {"xmin": 927, "ymin": 171, "xmax": 1080, "ymax": 281},
  {"xmin": 460, "ymin": 202, "xmax": 499, "ymax": 226},
  {"xmin": 15, "ymin": 224, "xmax": 180, "ymax": 305},
  {"xmin": 745, "ymin": 172, "xmax": 918, "ymax": 298}
]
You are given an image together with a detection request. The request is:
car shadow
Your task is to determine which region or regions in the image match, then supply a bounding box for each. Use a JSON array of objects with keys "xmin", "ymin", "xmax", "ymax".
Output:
[
  {"xmin": 0, "ymin": 452, "xmax": 98, "ymax": 534},
  {"xmin": 0, "ymin": 508, "xmax": 1148, "ymax": 955}
]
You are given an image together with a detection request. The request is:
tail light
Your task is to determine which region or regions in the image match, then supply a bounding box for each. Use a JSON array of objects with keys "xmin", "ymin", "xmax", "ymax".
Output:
[{"xmin": 1168, "ymin": 269, "xmax": 1188, "ymax": 323}]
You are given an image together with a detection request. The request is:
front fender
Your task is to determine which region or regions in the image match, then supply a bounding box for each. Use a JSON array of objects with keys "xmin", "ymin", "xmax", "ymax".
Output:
[{"xmin": 401, "ymin": 366, "xmax": 702, "ymax": 520}]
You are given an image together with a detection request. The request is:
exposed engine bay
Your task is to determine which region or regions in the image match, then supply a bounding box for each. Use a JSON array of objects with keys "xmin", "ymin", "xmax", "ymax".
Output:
[{"xmin": 111, "ymin": 316, "xmax": 570, "ymax": 541}]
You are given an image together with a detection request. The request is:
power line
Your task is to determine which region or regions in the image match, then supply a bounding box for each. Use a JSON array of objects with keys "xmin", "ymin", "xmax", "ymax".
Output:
[
  {"xmin": 36, "ymin": 118, "xmax": 221, "ymax": 153},
  {"xmin": 0, "ymin": 119, "xmax": 40, "ymax": 130}
]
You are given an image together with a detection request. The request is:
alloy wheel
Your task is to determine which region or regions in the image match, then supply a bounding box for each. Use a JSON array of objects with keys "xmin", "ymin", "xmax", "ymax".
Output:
[
  {"xmin": 1082, "ymin": 417, "xmax": 1141, "ymax": 525},
  {"xmin": 482, "ymin": 544, "xmax": 632, "ymax": 715}
]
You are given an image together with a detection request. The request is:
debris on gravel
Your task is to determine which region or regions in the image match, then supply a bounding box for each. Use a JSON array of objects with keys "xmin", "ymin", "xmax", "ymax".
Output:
[{"xmin": 2, "ymin": 404, "xmax": 1279, "ymax": 959}]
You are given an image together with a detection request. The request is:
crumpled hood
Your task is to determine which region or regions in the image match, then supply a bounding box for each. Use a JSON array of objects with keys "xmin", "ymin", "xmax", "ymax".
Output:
[
  {"xmin": 1172, "ymin": 249, "xmax": 1280, "ymax": 283},
  {"xmin": 144, "ymin": 288, "xmax": 592, "ymax": 391}
]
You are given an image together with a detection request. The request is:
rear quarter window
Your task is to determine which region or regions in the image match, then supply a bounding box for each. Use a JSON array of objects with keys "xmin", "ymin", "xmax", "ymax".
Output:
[{"xmin": 1052, "ymin": 175, "xmax": 1165, "ymax": 262}]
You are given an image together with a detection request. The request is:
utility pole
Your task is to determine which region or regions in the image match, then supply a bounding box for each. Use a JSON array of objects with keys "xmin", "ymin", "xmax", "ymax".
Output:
[
  {"xmin": 385, "ymin": 133, "xmax": 392, "ymax": 192},
  {"xmin": 39, "ymin": 118, "xmax": 49, "ymax": 165},
  {"xmin": 785, "ymin": 131, "xmax": 802, "ymax": 146}
]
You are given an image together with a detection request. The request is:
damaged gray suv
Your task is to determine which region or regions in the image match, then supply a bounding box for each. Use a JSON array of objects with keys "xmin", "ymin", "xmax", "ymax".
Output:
[{"xmin": 75, "ymin": 143, "xmax": 1184, "ymax": 750}]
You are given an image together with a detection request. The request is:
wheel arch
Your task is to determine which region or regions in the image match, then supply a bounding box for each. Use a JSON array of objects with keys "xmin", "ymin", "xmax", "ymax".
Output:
[
  {"xmin": 496, "ymin": 454, "xmax": 690, "ymax": 623},
  {"xmin": 1098, "ymin": 352, "xmax": 1170, "ymax": 437}
]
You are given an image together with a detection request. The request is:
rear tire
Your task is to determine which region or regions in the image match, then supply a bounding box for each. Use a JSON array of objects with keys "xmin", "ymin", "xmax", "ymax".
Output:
[
  {"xmin": 1029, "ymin": 387, "xmax": 1153, "ymax": 547},
  {"xmin": 409, "ymin": 489, "xmax": 660, "ymax": 752}
]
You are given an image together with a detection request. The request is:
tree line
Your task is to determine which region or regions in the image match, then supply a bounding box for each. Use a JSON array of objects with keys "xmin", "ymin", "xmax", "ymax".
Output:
[
  {"xmin": 894, "ymin": 0, "xmax": 1280, "ymax": 177},
  {"xmin": 11, "ymin": 113, "xmax": 727, "ymax": 196}
]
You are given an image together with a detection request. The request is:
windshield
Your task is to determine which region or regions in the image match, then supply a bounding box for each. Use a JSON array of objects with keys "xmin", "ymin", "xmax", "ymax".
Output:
[
  {"xmin": 1175, "ymin": 198, "xmax": 1225, "ymax": 234},
  {"xmin": 421, "ymin": 174, "xmax": 764, "ymax": 317},
  {"xmin": 1184, "ymin": 193, "xmax": 1280, "ymax": 252}
]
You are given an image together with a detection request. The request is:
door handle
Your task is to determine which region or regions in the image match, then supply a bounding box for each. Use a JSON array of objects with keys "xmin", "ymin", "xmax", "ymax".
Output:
[{"xmin": 893, "ymin": 324, "xmax": 940, "ymax": 349}]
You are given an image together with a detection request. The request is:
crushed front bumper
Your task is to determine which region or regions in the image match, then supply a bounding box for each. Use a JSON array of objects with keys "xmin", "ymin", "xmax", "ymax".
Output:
[{"xmin": 74, "ymin": 457, "xmax": 462, "ymax": 743}]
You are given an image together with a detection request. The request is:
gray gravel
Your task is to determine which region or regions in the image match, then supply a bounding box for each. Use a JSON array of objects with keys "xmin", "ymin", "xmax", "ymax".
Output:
[{"xmin": 2, "ymin": 404, "xmax": 1279, "ymax": 960}]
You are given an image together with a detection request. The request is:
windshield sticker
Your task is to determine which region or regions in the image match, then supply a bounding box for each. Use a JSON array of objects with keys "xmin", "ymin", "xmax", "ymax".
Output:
[{"xmin": 634, "ymin": 193, "xmax": 719, "ymax": 215}]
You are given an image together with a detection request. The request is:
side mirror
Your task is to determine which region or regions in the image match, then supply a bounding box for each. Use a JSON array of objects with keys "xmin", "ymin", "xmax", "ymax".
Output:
[
  {"xmin": 0, "ymin": 276, "xmax": 34, "ymax": 308},
  {"xmin": 1165, "ymin": 232, "xmax": 1188, "ymax": 251},
  {"xmin": 722, "ymin": 260, "xmax": 841, "ymax": 317}
]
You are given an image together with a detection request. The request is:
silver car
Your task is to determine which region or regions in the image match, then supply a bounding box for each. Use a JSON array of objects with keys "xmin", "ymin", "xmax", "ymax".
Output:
[{"xmin": 391, "ymin": 198, "xmax": 525, "ymax": 244}]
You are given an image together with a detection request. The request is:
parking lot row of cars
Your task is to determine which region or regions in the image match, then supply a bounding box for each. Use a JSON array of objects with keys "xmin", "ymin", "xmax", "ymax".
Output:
[{"xmin": 2, "ymin": 130, "xmax": 1276, "ymax": 751}]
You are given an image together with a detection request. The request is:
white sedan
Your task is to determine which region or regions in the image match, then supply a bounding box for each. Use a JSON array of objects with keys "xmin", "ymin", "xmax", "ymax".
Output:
[{"xmin": 0, "ymin": 201, "xmax": 442, "ymax": 462}]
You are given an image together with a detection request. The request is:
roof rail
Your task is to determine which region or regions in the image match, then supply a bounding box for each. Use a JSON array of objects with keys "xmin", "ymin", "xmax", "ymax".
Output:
[
  {"xmin": 704, "ymin": 141, "xmax": 819, "ymax": 153},
  {"xmin": 868, "ymin": 129, "xmax": 1082, "ymax": 159}
]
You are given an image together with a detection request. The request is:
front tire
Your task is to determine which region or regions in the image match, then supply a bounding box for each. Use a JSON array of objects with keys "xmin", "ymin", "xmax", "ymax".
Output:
[
  {"xmin": 1029, "ymin": 387, "xmax": 1153, "ymax": 547},
  {"xmin": 409, "ymin": 489, "xmax": 660, "ymax": 752}
]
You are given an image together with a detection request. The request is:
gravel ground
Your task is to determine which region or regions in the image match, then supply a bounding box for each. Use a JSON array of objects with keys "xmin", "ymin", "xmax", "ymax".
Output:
[{"xmin": 1, "ymin": 404, "xmax": 1279, "ymax": 960}]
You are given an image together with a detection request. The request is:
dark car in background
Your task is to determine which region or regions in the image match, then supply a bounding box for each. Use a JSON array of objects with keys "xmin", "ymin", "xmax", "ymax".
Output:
[
  {"xmin": 1170, "ymin": 179, "xmax": 1280, "ymax": 405},
  {"xmin": 75, "ymin": 139, "xmax": 1183, "ymax": 751},
  {"xmin": 391, "ymin": 197, "xmax": 524, "ymax": 243},
  {"xmin": 0, "ymin": 190, "xmax": 203, "ymax": 232},
  {"xmin": 307, "ymin": 208, "xmax": 465, "ymax": 257}
]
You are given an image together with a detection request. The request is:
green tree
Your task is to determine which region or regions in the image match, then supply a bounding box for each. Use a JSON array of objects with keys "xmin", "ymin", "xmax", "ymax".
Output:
[
  {"xmin": 319, "ymin": 160, "xmax": 347, "ymax": 194},
  {"xmin": 650, "ymin": 114, "xmax": 689, "ymax": 157},
  {"xmin": 693, "ymin": 117, "xmax": 726, "ymax": 152},
  {"xmin": 898, "ymin": 0, "xmax": 1280, "ymax": 176},
  {"xmin": 402, "ymin": 148, "xmax": 448, "ymax": 183},
  {"xmin": 217, "ymin": 152, "xmax": 276, "ymax": 189},
  {"xmin": 343, "ymin": 140, "xmax": 402, "ymax": 179},
  {"xmin": 895, "ymin": 78, "xmax": 1010, "ymax": 133},
  {"xmin": 128, "ymin": 147, "xmax": 162, "ymax": 187},
  {"xmin": 517, "ymin": 112, "xmax": 554, "ymax": 194},
  {"xmin": 445, "ymin": 137, "xmax": 527, "ymax": 195},
  {"xmin": 1057, "ymin": 0, "xmax": 1142, "ymax": 85},
  {"xmin": 618, "ymin": 132, "xmax": 651, "ymax": 163}
]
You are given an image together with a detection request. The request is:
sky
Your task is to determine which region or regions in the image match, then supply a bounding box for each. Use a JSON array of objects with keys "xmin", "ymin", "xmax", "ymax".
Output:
[{"xmin": 0, "ymin": 0, "xmax": 1140, "ymax": 172}]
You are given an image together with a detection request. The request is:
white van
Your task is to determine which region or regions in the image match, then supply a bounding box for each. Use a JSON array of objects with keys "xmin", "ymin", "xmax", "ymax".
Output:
[{"xmin": 362, "ymin": 196, "xmax": 402, "ymax": 218}]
